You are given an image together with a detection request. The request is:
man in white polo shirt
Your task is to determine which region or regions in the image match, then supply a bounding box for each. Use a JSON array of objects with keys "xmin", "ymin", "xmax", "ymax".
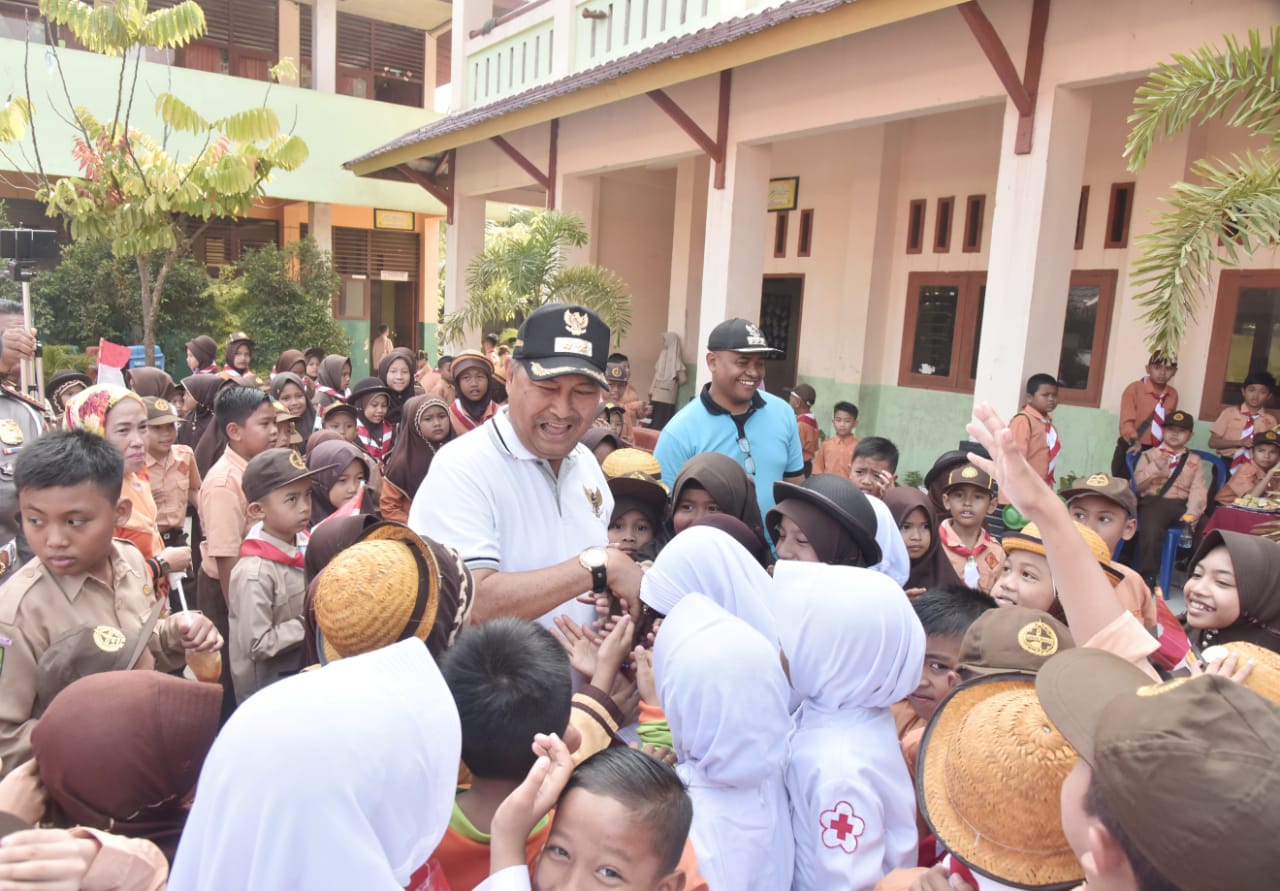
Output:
[{"xmin": 410, "ymin": 304, "xmax": 642, "ymax": 629}]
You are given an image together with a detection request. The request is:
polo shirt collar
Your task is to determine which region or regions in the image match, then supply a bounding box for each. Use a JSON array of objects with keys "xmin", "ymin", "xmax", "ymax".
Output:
[
  {"xmin": 489, "ymin": 407, "xmax": 580, "ymax": 471},
  {"xmin": 699, "ymin": 383, "xmax": 765, "ymax": 417}
]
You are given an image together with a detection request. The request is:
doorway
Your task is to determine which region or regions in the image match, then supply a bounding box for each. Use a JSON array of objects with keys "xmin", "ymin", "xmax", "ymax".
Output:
[{"xmin": 760, "ymin": 275, "xmax": 804, "ymax": 399}]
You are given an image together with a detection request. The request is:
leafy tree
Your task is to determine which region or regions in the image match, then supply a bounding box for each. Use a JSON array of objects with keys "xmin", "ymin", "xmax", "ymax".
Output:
[
  {"xmin": 0, "ymin": 0, "xmax": 308, "ymax": 365},
  {"xmin": 221, "ymin": 237, "xmax": 350, "ymax": 370},
  {"xmin": 440, "ymin": 209, "xmax": 631, "ymax": 344},
  {"xmin": 1125, "ymin": 26, "xmax": 1280, "ymax": 356}
]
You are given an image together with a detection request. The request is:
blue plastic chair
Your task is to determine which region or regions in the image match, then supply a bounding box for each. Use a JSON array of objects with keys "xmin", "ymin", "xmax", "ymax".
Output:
[{"xmin": 1125, "ymin": 449, "xmax": 1229, "ymax": 593}]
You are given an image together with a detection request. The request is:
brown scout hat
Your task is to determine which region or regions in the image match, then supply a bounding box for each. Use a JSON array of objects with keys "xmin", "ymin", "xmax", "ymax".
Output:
[
  {"xmin": 450, "ymin": 350, "xmax": 494, "ymax": 381},
  {"xmin": 1253, "ymin": 428, "xmax": 1280, "ymax": 449},
  {"xmin": 918, "ymin": 673, "xmax": 1083, "ymax": 889},
  {"xmin": 142, "ymin": 396, "xmax": 180, "ymax": 427},
  {"xmin": 1061, "ymin": 472, "xmax": 1137, "ymax": 518},
  {"xmin": 1037, "ymin": 647, "xmax": 1280, "ymax": 891},
  {"xmin": 942, "ymin": 464, "xmax": 996, "ymax": 495},
  {"xmin": 1164, "ymin": 409, "xmax": 1194, "ymax": 431},
  {"xmin": 957, "ymin": 606, "xmax": 1076, "ymax": 678},
  {"xmin": 34, "ymin": 621, "xmax": 156, "ymax": 718},
  {"xmin": 605, "ymin": 361, "xmax": 630, "ymax": 384},
  {"xmin": 242, "ymin": 447, "xmax": 332, "ymax": 504}
]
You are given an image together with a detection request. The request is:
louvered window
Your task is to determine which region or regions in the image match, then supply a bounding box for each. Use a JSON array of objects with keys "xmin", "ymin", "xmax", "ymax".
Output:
[
  {"xmin": 152, "ymin": 0, "xmax": 278, "ymax": 80},
  {"xmin": 187, "ymin": 218, "xmax": 281, "ymax": 274},
  {"xmin": 300, "ymin": 6, "xmax": 425, "ymax": 107},
  {"xmin": 332, "ymin": 228, "xmax": 419, "ymax": 279}
]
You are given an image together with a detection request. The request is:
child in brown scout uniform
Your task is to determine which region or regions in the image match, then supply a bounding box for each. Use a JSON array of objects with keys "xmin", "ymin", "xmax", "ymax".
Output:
[
  {"xmin": 937, "ymin": 466, "xmax": 1004, "ymax": 593},
  {"xmin": 1006, "ymin": 373, "xmax": 1060, "ymax": 494},
  {"xmin": 1208, "ymin": 369, "xmax": 1278, "ymax": 474},
  {"xmin": 786, "ymin": 383, "xmax": 820, "ymax": 475},
  {"xmin": 450, "ymin": 350, "xmax": 498, "ymax": 435},
  {"xmin": 227, "ymin": 449, "xmax": 331, "ymax": 704},
  {"xmin": 811, "ymin": 400, "xmax": 858, "ymax": 479},
  {"xmin": 1114, "ymin": 351, "xmax": 1179, "ymax": 478},
  {"xmin": 142, "ymin": 395, "xmax": 200, "ymax": 551},
  {"xmin": 1216, "ymin": 428, "xmax": 1280, "ymax": 504},
  {"xmin": 1132, "ymin": 410, "xmax": 1208, "ymax": 583},
  {"xmin": 0, "ymin": 431, "xmax": 220, "ymax": 775}
]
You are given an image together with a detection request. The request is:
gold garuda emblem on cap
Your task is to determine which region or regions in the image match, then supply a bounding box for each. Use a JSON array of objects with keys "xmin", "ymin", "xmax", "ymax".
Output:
[
  {"xmin": 564, "ymin": 310, "xmax": 590, "ymax": 337},
  {"xmin": 1017, "ymin": 621, "xmax": 1058, "ymax": 657},
  {"xmin": 289, "ymin": 451, "xmax": 307, "ymax": 471},
  {"xmin": 93, "ymin": 625, "xmax": 126, "ymax": 653},
  {"xmin": 1086, "ymin": 473, "xmax": 1109, "ymax": 486},
  {"xmin": 155, "ymin": 399, "xmax": 170, "ymax": 412},
  {"xmin": 960, "ymin": 466, "xmax": 979, "ymax": 479}
]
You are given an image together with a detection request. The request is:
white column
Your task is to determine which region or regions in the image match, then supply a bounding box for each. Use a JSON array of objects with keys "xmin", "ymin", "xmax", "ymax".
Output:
[
  {"xmin": 312, "ymin": 0, "xmax": 336, "ymax": 93},
  {"xmin": 695, "ymin": 141, "xmax": 771, "ymax": 389},
  {"xmin": 277, "ymin": 1, "xmax": 300, "ymax": 86},
  {"xmin": 973, "ymin": 86, "xmax": 1091, "ymax": 420},
  {"xmin": 444, "ymin": 194, "xmax": 487, "ymax": 351},
  {"xmin": 556, "ymin": 173, "xmax": 599, "ymax": 267},
  {"xmin": 451, "ymin": 0, "xmax": 492, "ymax": 112},
  {"xmin": 667, "ymin": 157, "xmax": 707, "ymax": 353},
  {"xmin": 309, "ymin": 202, "xmax": 333, "ymax": 254},
  {"xmin": 550, "ymin": 0, "xmax": 576, "ymax": 79}
]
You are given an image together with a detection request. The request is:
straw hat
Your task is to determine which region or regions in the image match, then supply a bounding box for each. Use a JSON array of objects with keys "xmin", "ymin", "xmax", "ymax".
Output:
[
  {"xmin": 602, "ymin": 448, "xmax": 663, "ymax": 480},
  {"xmin": 1201, "ymin": 641, "xmax": 1280, "ymax": 704},
  {"xmin": 1003, "ymin": 521, "xmax": 1124, "ymax": 587},
  {"xmin": 918, "ymin": 674, "xmax": 1083, "ymax": 890}
]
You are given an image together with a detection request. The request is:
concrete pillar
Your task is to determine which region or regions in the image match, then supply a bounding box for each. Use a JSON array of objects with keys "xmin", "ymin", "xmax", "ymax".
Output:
[
  {"xmin": 444, "ymin": 194, "xmax": 487, "ymax": 351},
  {"xmin": 550, "ymin": 0, "xmax": 576, "ymax": 79},
  {"xmin": 695, "ymin": 141, "xmax": 772, "ymax": 389},
  {"xmin": 556, "ymin": 174, "xmax": 599, "ymax": 267},
  {"xmin": 667, "ymin": 157, "xmax": 708, "ymax": 357},
  {"xmin": 312, "ymin": 0, "xmax": 336, "ymax": 94},
  {"xmin": 972, "ymin": 86, "xmax": 1091, "ymax": 420},
  {"xmin": 423, "ymin": 32, "xmax": 438, "ymax": 111},
  {"xmin": 450, "ymin": 0, "xmax": 491, "ymax": 112},
  {"xmin": 309, "ymin": 202, "xmax": 333, "ymax": 254},
  {"xmin": 277, "ymin": 1, "xmax": 301, "ymax": 86}
]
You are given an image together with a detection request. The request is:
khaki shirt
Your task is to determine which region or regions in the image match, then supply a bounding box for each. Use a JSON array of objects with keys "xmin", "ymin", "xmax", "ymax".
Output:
[
  {"xmin": 1210, "ymin": 405, "xmax": 1279, "ymax": 458},
  {"xmin": 197, "ymin": 448, "xmax": 249, "ymax": 580},
  {"xmin": 227, "ymin": 529, "xmax": 306, "ymax": 704},
  {"xmin": 145, "ymin": 444, "xmax": 200, "ymax": 533},
  {"xmin": 0, "ymin": 541, "xmax": 184, "ymax": 774},
  {"xmin": 1134, "ymin": 448, "xmax": 1209, "ymax": 520},
  {"xmin": 1216, "ymin": 459, "xmax": 1280, "ymax": 504}
]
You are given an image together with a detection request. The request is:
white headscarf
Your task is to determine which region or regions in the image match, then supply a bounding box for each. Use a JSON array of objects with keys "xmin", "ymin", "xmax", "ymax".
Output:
[
  {"xmin": 641, "ymin": 525, "xmax": 778, "ymax": 645},
  {"xmin": 653, "ymin": 331, "xmax": 684, "ymax": 382},
  {"xmin": 654, "ymin": 593, "xmax": 794, "ymax": 891},
  {"xmin": 169, "ymin": 640, "xmax": 460, "ymax": 890},
  {"xmin": 772, "ymin": 561, "xmax": 924, "ymax": 713}
]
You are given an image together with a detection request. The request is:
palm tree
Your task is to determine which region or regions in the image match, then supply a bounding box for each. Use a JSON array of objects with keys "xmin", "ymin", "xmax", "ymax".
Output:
[
  {"xmin": 439, "ymin": 209, "xmax": 631, "ymax": 345},
  {"xmin": 1124, "ymin": 26, "xmax": 1280, "ymax": 358}
]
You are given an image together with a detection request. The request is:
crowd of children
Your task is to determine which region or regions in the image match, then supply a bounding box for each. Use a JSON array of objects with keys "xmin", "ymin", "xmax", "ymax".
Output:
[{"xmin": 0, "ymin": 319, "xmax": 1268, "ymax": 891}]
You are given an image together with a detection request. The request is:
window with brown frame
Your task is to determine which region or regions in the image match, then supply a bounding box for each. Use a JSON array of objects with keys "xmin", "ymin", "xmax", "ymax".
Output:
[
  {"xmin": 300, "ymin": 6, "xmax": 427, "ymax": 107},
  {"xmin": 1201, "ymin": 269, "xmax": 1280, "ymax": 418},
  {"xmin": 1055, "ymin": 269, "xmax": 1118, "ymax": 407},
  {"xmin": 797, "ymin": 209, "xmax": 814, "ymax": 257},
  {"xmin": 962, "ymin": 195, "xmax": 984, "ymax": 253},
  {"xmin": 1074, "ymin": 186, "xmax": 1090, "ymax": 250},
  {"xmin": 185, "ymin": 218, "xmax": 280, "ymax": 276},
  {"xmin": 906, "ymin": 199, "xmax": 926, "ymax": 254},
  {"xmin": 934, "ymin": 197, "xmax": 954, "ymax": 253},
  {"xmin": 898, "ymin": 272, "xmax": 986, "ymax": 393},
  {"xmin": 773, "ymin": 212, "xmax": 788, "ymax": 258},
  {"xmin": 1104, "ymin": 182, "xmax": 1135, "ymax": 249},
  {"xmin": 151, "ymin": 0, "xmax": 278, "ymax": 80}
]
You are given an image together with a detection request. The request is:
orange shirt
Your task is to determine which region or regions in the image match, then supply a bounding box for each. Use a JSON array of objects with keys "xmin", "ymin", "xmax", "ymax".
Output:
[
  {"xmin": 796, "ymin": 415, "xmax": 819, "ymax": 464},
  {"xmin": 812, "ymin": 434, "xmax": 858, "ymax": 478},
  {"xmin": 1113, "ymin": 562, "xmax": 1158, "ymax": 629},
  {"xmin": 450, "ymin": 400, "xmax": 498, "ymax": 437},
  {"xmin": 197, "ymin": 448, "xmax": 250, "ymax": 580},
  {"xmin": 1216, "ymin": 459, "xmax": 1280, "ymax": 504},
  {"xmin": 432, "ymin": 801, "xmax": 549, "ymax": 891},
  {"xmin": 938, "ymin": 520, "xmax": 1005, "ymax": 594},
  {"xmin": 1210, "ymin": 405, "xmax": 1279, "ymax": 457},
  {"xmin": 1008, "ymin": 404, "xmax": 1056, "ymax": 489},
  {"xmin": 146, "ymin": 444, "xmax": 200, "ymax": 532},
  {"xmin": 1119, "ymin": 378, "xmax": 1179, "ymax": 446}
]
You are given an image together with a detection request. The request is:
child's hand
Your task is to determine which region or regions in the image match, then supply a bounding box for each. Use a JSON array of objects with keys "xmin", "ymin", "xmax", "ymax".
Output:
[
  {"xmin": 609, "ymin": 674, "xmax": 640, "ymax": 725},
  {"xmin": 174, "ymin": 612, "xmax": 223, "ymax": 652},
  {"xmin": 632, "ymin": 645, "xmax": 658, "ymax": 705},
  {"xmin": 0, "ymin": 760, "xmax": 45, "ymax": 825},
  {"xmin": 1204, "ymin": 650, "xmax": 1256, "ymax": 685},
  {"xmin": 966, "ymin": 404, "xmax": 1055, "ymax": 519},
  {"xmin": 0, "ymin": 827, "xmax": 99, "ymax": 889},
  {"xmin": 553, "ymin": 616, "xmax": 600, "ymax": 679},
  {"xmin": 911, "ymin": 864, "xmax": 976, "ymax": 891},
  {"xmin": 159, "ymin": 546, "xmax": 192, "ymax": 574},
  {"xmin": 633, "ymin": 742, "xmax": 677, "ymax": 766},
  {"xmin": 490, "ymin": 733, "xmax": 574, "ymax": 874},
  {"xmin": 592, "ymin": 615, "xmax": 634, "ymax": 690}
]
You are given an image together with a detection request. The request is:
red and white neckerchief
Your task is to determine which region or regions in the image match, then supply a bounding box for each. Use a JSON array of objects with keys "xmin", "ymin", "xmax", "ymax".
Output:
[
  {"xmin": 194, "ymin": 363, "xmax": 219, "ymax": 375},
  {"xmin": 239, "ymin": 529, "xmax": 309, "ymax": 568},
  {"xmin": 1150, "ymin": 390, "xmax": 1168, "ymax": 445},
  {"xmin": 1160, "ymin": 447, "xmax": 1186, "ymax": 480},
  {"xmin": 315, "ymin": 384, "xmax": 348, "ymax": 402},
  {"xmin": 940, "ymin": 523, "xmax": 990, "ymax": 588},
  {"xmin": 1231, "ymin": 406, "xmax": 1260, "ymax": 475},
  {"xmin": 798, "ymin": 413, "xmax": 818, "ymax": 430},
  {"xmin": 222, "ymin": 365, "xmax": 247, "ymax": 376},
  {"xmin": 1042, "ymin": 416, "xmax": 1060, "ymax": 484},
  {"xmin": 357, "ymin": 422, "xmax": 393, "ymax": 463},
  {"xmin": 450, "ymin": 400, "xmax": 485, "ymax": 432}
]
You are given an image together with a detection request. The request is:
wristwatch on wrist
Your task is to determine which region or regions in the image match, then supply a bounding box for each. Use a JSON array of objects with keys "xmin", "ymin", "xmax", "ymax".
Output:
[{"xmin": 579, "ymin": 546, "xmax": 608, "ymax": 594}]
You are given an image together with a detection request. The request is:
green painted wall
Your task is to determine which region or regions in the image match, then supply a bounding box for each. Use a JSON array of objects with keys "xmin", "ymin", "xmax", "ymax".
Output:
[
  {"xmin": 340, "ymin": 320, "xmax": 371, "ymax": 378},
  {"xmin": 421, "ymin": 323, "xmax": 439, "ymax": 366},
  {"xmin": 794, "ymin": 378, "xmax": 1215, "ymax": 485},
  {"xmin": 0, "ymin": 40, "xmax": 444, "ymax": 214}
]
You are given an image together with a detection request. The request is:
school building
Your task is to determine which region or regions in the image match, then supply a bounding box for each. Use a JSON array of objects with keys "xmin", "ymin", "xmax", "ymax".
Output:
[
  {"xmin": 0, "ymin": 0, "xmax": 466, "ymax": 376},
  {"xmin": 347, "ymin": 0, "xmax": 1280, "ymax": 481}
]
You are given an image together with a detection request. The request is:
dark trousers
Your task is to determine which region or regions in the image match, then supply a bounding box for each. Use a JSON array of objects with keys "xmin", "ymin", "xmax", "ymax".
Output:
[
  {"xmin": 650, "ymin": 401, "xmax": 676, "ymax": 431},
  {"xmin": 197, "ymin": 569, "xmax": 237, "ymax": 722},
  {"xmin": 1136, "ymin": 495, "xmax": 1188, "ymax": 579}
]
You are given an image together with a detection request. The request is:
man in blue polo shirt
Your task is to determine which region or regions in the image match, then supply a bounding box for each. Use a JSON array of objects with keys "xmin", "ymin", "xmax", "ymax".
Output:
[{"xmin": 655, "ymin": 318, "xmax": 805, "ymax": 523}]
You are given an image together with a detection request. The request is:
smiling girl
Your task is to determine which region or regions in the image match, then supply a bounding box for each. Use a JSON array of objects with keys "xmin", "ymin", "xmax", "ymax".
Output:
[{"xmin": 1184, "ymin": 530, "xmax": 1280, "ymax": 654}]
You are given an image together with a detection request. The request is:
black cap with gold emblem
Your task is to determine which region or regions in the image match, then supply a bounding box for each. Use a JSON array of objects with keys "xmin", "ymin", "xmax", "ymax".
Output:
[
  {"xmin": 706, "ymin": 318, "xmax": 782, "ymax": 356},
  {"xmin": 242, "ymin": 447, "xmax": 334, "ymax": 504},
  {"xmin": 513, "ymin": 303, "xmax": 611, "ymax": 389},
  {"xmin": 142, "ymin": 395, "xmax": 180, "ymax": 427},
  {"xmin": 942, "ymin": 463, "xmax": 996, "ymax": 495},
  {"xmin": 1254, "ymin": 428, "xmax": 1280, "ymax": 448},
  {"xmin": 1165, "ymin": 409, "xmax": 1194, "ymax": 431}
]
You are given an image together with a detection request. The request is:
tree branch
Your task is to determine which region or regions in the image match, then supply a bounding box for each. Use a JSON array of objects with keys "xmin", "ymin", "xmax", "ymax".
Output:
[{"xmin": 20, "ymin": 27, "xmax": 47, "ymax": 187}]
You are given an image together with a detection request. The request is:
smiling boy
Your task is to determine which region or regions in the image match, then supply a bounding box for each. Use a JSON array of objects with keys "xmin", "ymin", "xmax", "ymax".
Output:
[{"xmin": 937, "ymin": 466, "xmax": 1004, "ymax": 593}]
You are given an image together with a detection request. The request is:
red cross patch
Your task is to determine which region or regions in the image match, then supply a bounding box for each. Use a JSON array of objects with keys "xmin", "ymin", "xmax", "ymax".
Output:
[{"xmin": 819, "ymin": 801, "xmax": 866, "ymax": 854}]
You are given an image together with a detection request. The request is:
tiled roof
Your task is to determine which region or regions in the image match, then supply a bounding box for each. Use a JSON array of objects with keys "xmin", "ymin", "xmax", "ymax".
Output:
[{"xmin": 346, "ymin": 0, "xmax": 864, "ymax": 169}]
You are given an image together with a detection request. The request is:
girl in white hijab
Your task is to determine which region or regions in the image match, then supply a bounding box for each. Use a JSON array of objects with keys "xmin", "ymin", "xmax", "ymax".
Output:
[
  {"xmin": 168, "ymin": 639, "xmax": 461, "ymax": 890},
  {"xmin": 772, "ymin": 561, "xmax": 925, "ymax": 891},
  {"xmin": 653, "ymin": 593, "xmax": 793, "ymax": 891},
  {"xmin": 639, "ymin": 525, "xmax": 778, "ymax": 645}
]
